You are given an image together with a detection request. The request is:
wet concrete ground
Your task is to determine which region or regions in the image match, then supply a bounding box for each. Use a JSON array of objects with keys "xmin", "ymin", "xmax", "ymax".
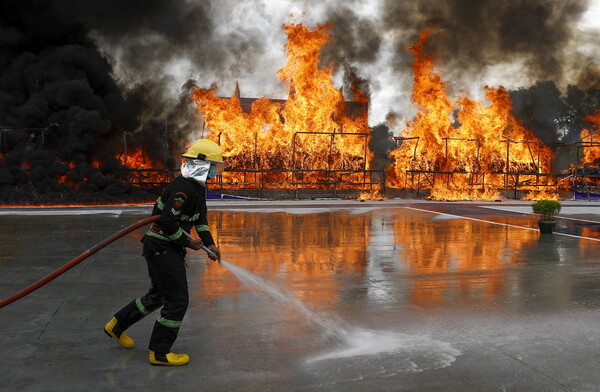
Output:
[{"xmin": 2, "ymin": 200, "xmax": 600, "ymax": 391}]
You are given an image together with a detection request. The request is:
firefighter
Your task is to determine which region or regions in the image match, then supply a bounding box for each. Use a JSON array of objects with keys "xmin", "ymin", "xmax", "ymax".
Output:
[{"xmin": 104, "ymin": 139, "xmax": 224, "ymax": 366}]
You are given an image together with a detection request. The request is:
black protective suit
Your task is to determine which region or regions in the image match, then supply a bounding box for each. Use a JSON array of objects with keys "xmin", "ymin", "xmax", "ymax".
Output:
[{"xmin": 110, "ymin": 175, "xmax": 215, "ymax": 356}]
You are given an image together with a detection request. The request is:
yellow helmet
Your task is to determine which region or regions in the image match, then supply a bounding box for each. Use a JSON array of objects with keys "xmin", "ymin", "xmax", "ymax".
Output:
[{"xmin": 181, "ymin": 139, "xmax": 224, "ymax": 162}]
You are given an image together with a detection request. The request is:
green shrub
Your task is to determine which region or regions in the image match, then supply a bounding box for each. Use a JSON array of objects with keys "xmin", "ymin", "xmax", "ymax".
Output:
[{"xmin": 532, "ymin": 200, "xmax": 561, "ymax": 220}]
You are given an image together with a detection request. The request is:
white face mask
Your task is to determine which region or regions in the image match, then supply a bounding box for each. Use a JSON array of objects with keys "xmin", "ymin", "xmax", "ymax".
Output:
[
  {"xmin": 181, "ymin": 159, "xmax": 211, "ymax": 186},
  {"xmin": 207, "ymin": 165, "xmax": 217, "ymax": 179}
]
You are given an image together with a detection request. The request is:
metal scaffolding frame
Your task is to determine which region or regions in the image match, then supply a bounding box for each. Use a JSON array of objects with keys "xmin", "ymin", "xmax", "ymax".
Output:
[
  {"xmin": 124, "ymin": 130, "xmax": 384, "ymax": 198},
  {"xmin": 569, "ymin": 129, "xmax": 600, "ymax": 200},
  {"xmin": 393, "ymin": 135, "xmax": 554, "ymax": 194}
]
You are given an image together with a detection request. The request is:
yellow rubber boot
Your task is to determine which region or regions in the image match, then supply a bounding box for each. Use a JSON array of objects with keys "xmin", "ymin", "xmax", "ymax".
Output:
[
  {"xmin": 149, "ymin": 350, "xmax": 190, "ymax": 366},
  {"xmin": 104, "ymin": 317, "xmax": 135, "ymax": 349}
]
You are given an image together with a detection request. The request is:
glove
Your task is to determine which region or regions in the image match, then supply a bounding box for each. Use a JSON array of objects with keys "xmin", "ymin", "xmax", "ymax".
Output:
[
  {"xmin": 207, "ymin": 244, "xmax": 221, "ymax": 262},
  {"xmin": 188, "ymin": 238, "xmax": 203, "ymax": 250}
]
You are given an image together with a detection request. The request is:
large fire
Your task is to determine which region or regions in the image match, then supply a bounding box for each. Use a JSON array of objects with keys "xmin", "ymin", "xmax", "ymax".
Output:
[
  {"xmin": 387, "ymin": 31, "xmax": 555, "ymax": 200},
  {"xmin": 20, "ymin": 26, "xmax": 594, "ymax": 204},
  {"xmin": 120, "ymin": 148, "xmax": 169, "ymax": 185},
  {"xmin": 190, "ymin": 23, "xmax": 372, "ymax": 190},
  {"xmin": 580, "ymin": 109, "xmax": 600, "ymax": 165},
  {"xmin": 573, "ymin": 109, "xmax": 600, "ymax": 198}
]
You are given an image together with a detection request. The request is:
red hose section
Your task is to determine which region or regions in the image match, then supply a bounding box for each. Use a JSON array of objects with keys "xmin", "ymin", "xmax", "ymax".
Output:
[{"xmin": 0, "ymin": 214, "xmax": 159, "ymax": 309}]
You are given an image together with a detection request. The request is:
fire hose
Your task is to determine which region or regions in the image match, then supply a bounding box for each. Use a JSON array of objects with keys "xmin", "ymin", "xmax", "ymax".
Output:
[
  {"xmin": 0, "ymin": 215, "xmax": 160, "ymax": 309},
  {"xmin": 0, "ymin": 214, "xmax": 222, "ymax": 309}
]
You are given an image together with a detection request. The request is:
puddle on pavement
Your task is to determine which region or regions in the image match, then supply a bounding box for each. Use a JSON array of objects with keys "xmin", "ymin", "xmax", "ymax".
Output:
[
  {"xmin": 219, "ymin": 253, "xmax": 461, "ymax": 379},
  {"xmin": 5, "ymin": 205, "xmax": 600, "ymax": 388},
  {"xmin": 197, "ymin": 207, "xmax": 572, "ymax": 309},
  {"xmin": 188, "ymin": 206, "xmax": 600, "ymax": 377}
]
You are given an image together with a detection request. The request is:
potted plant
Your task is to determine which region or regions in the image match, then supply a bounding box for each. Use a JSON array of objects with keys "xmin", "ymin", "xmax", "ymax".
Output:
[{"xmin": 531, "ymin": 200, "xmax": 561, "ymax": 234}]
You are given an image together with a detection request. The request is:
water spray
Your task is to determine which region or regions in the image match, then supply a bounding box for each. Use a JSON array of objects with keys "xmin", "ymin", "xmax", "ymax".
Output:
[{"xmin": 187, "ymin": 236, "xmax": 462, "ymax": 371}]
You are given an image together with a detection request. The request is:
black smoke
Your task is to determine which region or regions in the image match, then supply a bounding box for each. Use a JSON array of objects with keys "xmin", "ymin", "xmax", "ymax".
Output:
[
  {"xmin": 315, "ymin": 0, "xmax": 590, "ymax": 82},
  {"xmin": 319, "ymin": 6, "xmax": 383, "ymax": 67},
  {"xmin": 369, "ymin": 123, "xmax": 395, "ymax": 170},
  {"xmin": 509, "ymin": 81, "xmax": 600, "ymax": 172},
  {"xmin": 327, "ymin": 0, "xmax": 592, "ymax": 85},
  {"xmin": 319, "ymin": 0, "xmax": 599, "ymax": 136},
  {"xmin": 0, "ymin": 0, "xmax": 144, "ymax": 203},
  {"xmin": 510, "ymin": 81, "xmax": 600, "ymax": 145},
  {"xmin": 0, "ymin": 0, "xmax": 217, "ymax": 204}
]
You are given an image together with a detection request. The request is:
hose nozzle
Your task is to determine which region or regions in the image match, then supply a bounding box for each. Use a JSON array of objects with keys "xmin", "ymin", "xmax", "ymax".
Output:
[
  {"xmin": 201, "ymin": 245, "xmax": 218, "ymax": 259},
  {"xmin": 182, "ymin": 230, "xmax": 218, "ymax": 260}
]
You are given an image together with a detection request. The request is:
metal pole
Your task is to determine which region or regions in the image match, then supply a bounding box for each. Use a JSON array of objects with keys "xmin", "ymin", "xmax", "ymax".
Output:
[
  {"xmin": 329, "ymin": 133, "xmax": 334, "ymax": 172},
  {"xmin": 536, "ymin": 141, "xmax": 541, "ymax": 186},
  {"xmin": 123, "ymin": 131, "xmax": 127, "ymax": 165},
  {"xmin": 254, "ymin": 132, "xmax": 258, "ymax": 188},
  {"xmin": 329, "ymin": 133, "xmax": 335, "ymax": 191},
  {"xmin": 444, "ymin": 138, "xmax": 448, "ymax": 160},
  {"xmin": 575, "ymin": 143, "xmax": 580, "ymax": 200},
  {"xmin": 292, "ymin": 133, "xmax": 298, "ymax": 197},
  {"xmin": 573, "ymin": 169, "xmax": 577, "ymax": 200},
  {"xmin": 254, "ymin": 132, "xmax": 258, "ymax": 170},
  {"xmin": 163, "ymin": 119, "xmax": 168, "ymax": 183},
  {"xmin": 292, "ymin": 133, "xmax": 297, "ymax": 171},
  {"xmin": 363, "ymin": 135, "xmax": 368, "ymax": 186},
  {"xmin": 413, "ymin": 137, "xmax": 420, "ymax": 160},
  {"xmin": 505, "ymin": 140, "xmax": 510, "ymax": 187},
  {"xmin": 537, "ymin": 141, "xmax": 540, "ymax": 173}
]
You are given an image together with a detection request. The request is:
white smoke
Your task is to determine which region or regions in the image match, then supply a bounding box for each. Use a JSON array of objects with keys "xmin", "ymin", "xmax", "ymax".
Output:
[{"xmin": 87, "ymin": 0, "xmax": 600, "ymax": 132}]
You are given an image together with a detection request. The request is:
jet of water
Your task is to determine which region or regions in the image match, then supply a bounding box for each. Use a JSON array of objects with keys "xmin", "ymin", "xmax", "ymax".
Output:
[
  {"xmin": 220, "ymin": 260, "xmax": 347, "ymax": 338},
  {"xmin": 219, "ymin": 259, "xmax": 461, "ymax": 375}
]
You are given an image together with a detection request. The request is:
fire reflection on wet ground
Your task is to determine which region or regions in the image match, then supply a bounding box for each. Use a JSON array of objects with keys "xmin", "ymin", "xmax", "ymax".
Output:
[{"xmin": 196, "ymin": 205, "xmax": 589, "ymax": 311}]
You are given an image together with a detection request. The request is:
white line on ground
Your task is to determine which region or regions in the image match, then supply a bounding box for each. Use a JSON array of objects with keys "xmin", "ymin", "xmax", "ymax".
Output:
[
  {"xmin": 404, "ymin": 206, "xmax": 600, "ymax": 243},
  {"xmin": 0, "ymin": 209, "xmax": 124, "ymax": 216},
  {"xmin": 481, "ymin": 206, "xmax": 600, "ymax": 224}
]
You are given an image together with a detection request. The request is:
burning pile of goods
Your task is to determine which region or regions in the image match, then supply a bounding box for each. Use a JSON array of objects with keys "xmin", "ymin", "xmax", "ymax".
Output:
[
  {"xmin": 2, "ymin": 6, "xmax": 600, "ymax": 204},
  {"xmin": 192, "ymin": 25, "xmax": 564, "ymax": 201},
  {"xmin": 191, "ymin": 24, "xmax": 373, "ymax": 192},
  {"xmin": 386, "ymin": 31, "xmax": 555, "ymax": 201}
]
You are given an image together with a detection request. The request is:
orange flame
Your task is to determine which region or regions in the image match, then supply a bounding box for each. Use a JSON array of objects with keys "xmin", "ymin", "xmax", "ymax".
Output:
[
  {"xmin": 120, "ymin": 148, "xmax": 167, "ymax": 184},
  {"xmin": 56, "ymin": 161, "xmax": 76, "ymax": 185},
  {"xmin": 357, "ymin": 185, "xmax": 385, "ymax": 201},
  {"xmin": 522, "ymin": 189, "xmax": 560, "ymax": 201},
  {"xmin": 121, "ymin": 148, "xmax": 163, "ymax": 170},
  {"xmin": 574, "ymin": 109, "xmax": 600, "ymax": 196},
  {"xmin": 388, "ymin": 31, "xmax": 554, "ymax": 200},
  {"xmin": 580, "ymin": 109, "xmax": 600, "ymax": 165},
  {"xmin": 190, "ymin": 23, "xmax": 372, "ymax": 190}
]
